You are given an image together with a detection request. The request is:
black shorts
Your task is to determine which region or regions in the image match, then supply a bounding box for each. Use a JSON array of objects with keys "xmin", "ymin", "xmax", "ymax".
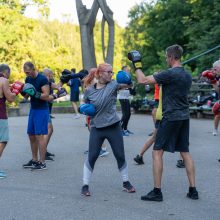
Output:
[
  {"xmin": 70, "ymin": 92, "xmax": 79, "ymax": 102},
  {"xmin": 153, "ymin": 100, "xmax": 159, "ymax": 108},
  {"xmin": 154, "ymin": 118, "xmax": 189, "ymax": 153},
  {"xmin": 155, "ymin": 120, "xmax": 160, "ymax": 129}
]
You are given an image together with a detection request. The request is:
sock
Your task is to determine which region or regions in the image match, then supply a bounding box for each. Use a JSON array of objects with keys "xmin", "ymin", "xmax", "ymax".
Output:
[
  {"xmin": 120, "ymin": 164, "xmax": 129, "ymax": 182},
  {"xmin": 83, "ymin": 162, "xmax": 92, "ymax": 185},
  {"xmin": 153, "ymin": 187, "xmax": 161, "ymax": 194},
  {"xmin": 189, "ymin": 186, "xmax": 196, "ymax": 192}
]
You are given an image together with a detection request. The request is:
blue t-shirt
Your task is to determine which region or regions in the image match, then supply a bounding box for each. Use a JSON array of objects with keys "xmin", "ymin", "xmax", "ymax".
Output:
[
  {"xmin": 25, "ymin": 73, "xmax": 49, "ymax": 109},
  {"xmin": 69, "ymin": 78, "xmax": 81, "ymax": 93},
  {"xmin": 153, "ymin": 67, "xmax": 192, "ymax": 121}
]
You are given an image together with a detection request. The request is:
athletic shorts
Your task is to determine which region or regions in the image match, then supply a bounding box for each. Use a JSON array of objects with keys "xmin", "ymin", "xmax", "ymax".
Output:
[
  {"xmin": 154, "ymin": 118, "xmax": 189, "ymax": 153},
  {"xmin": 70, "ymin": 92, "xmax": 79, "ymax": 102},
  {"xmin": 27, "ymin": 108, "xmax": 49, "ymax": 135},
  {"xmin": 48, "ymin": 116, "xmax": 52, "ymax": 124},
  {"xmin": 0, "ymin": 119, "xmax": 9, "ymax": 142},
  {"xmin": 153, "ymin": 100, "xmax": 159, "ymax": 108},
  {"xmin": 155, "ymin": 120, "xmax": 160, "ymax": 129}
]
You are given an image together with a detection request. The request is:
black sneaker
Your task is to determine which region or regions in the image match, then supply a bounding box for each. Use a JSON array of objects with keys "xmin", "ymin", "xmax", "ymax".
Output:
[
  {"xmin": 141, "ymin": 189, "xmax": 163, "ymax": 201},
  {"xmin": 81, "ymin": 185, "xmax": 91, "ymax": 196},
  {"xmin": 176, "ymin": 160, "xmax": 185, "ymax": 168},
  {"xmin": 45, "ymin": 155, "xmax": 54, "ymax": 161},
  {"xmin": 134, "ymin": 155, "xmax": 144, "ymax": 165},
  {"xmin": 123, "ymin": 181, "xmax": 136, "ymax": 193},
  {"xmin": 23, "ymin": 160, "xmax": 38, "ymax": 168},
  {"xmin": 31, "ymin": 162, "xmax": 47, "ymax": 171},
  {"xmin": 46, "ymin": 151, "xmax": 55, "ymax": 157},
  {"xmin": 218, "ymin": 159, "xmax": 220, "ymax": 162},
  {"xmin": 148, "ymin": 131, "xmax": 154, "ymax": 136},
  {"xmin": 187, "ymin": 187, "xmax": 199, "ymax": 200}
]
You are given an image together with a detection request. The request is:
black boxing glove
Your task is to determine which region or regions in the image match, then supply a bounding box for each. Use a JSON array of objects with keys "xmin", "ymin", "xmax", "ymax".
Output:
[
  {"xmin": 62, "ymin": 69, "xmax": 72, "ymax": 76},
  {"xmin": 128, "ymin": 50, "xmax": 142, "ymax": 70},
  {"xmin": 52, "ymin": 88, "xmax": 67, "ymax": 99},
  {"xmin": 60, "ymin": 69, "xmax": 89, "ymax": 84},
  {"xmin": 60, "ymin": 74, "xmax": 72, "ymax": 84}
]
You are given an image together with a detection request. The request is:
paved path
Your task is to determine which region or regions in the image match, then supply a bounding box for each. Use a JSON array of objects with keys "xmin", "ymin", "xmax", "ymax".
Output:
[{"xmin": 0, "ymin": 114, "xmax": 220, "ymax": 220}]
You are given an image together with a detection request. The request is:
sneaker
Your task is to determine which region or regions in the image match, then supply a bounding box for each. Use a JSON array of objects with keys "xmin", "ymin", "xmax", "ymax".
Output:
[
  {"xmin": 84, "ymin": 150, "xmax": 89, "ymax": 154},
  {"xmin": 46, "ymin": 151, "xmax": 55, "ymax": 157},
  {"xmin": 134, "ymin": 155, "xmax": 144, "ymax": 165},
  {"xmin": 50, "ymin": 114, "xmax": 55, "ymax": 119},
  {"xmin": 141, "ymin": 189, "xmax": 163, "ymax": 201},
  {"xmin": 218, "ymin": 159, "xmax": 220, "ymax": 162},
  {"xmin": 99, "ymin": 149, "xmax": 109, "ymax": 157},
  {"xmin": 123, "ymin": 181, "xmax": 136, "ymax": 193},
  {"xmin": 213, "ymin": 129, "xmax": 218, "ymax": 136},
  {"xmin": 176, "ymin": 160, "xmax": 185, "ymax": 168},
  {"xmin": 148, "ymin": 131, "xmax": 154, "ymax": 136},
  {"xmin": 23, "ymin": 159, "xmax": 38, "ymax": 168},
  {"xmin": 31, "ymin": 162, "xmax": 47, "ymax": 171},
  {"xmin": 74, "ymin": 114, "xmax": 80, "ymax": 119},
  {"xmin": 81, "ymin": 185, "xmax": 91, "ymax": 196},
  {"xmin": 127, "ymin": 130, "xmax": 134, "ymax": 134},
  {"xmin": 45, "ymin": 155, "xmax": 54, "ymax": 161},
  {"xmin": 187, "ymin": 187, "xmax": 199, "ymax": 200},
  {"xmin": 0, "ymin": 171, "xmax": 6, "ymax": 179},
  {"xmin": 122, "ymin": 130, "xmax": 129, "ymax": 137}
]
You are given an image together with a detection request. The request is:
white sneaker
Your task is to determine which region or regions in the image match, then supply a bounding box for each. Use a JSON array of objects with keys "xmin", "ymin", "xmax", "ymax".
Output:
[
  {"xmin": 74, "ymin": 114, "xmax": 80, "ymax": 119},
  {"xmin": 213, "ymin": 129, "xmax": 218, "ymax": 136},
  {"xmin": 99, "ymin": 149, "xmax": 109, "ymax": 157}
]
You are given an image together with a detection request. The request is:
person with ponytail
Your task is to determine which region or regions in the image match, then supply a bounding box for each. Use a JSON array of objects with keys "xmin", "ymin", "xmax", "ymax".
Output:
[
  {"xmin": 82, "ymin": 68, "xmax": 109, "ymax": 157},
  {"xmin": 81, "ymin": 63, "xmax": 135, "ymax": 196}
]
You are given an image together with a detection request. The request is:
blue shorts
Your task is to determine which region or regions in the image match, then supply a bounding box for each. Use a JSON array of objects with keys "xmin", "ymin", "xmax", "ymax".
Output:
[
  {"xmin": 0, "ymin": 119, "xmax": 9, "ymax": 142},
  {"xmin": 48, "ymin": 116, "xmax": 52, "ymax": 124},
  {"xmin": 27, "ymin": 109, "xmax": 49, "ymax": 135}
]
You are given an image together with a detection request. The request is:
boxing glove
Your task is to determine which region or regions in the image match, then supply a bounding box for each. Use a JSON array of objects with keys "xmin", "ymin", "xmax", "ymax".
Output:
[
  {"xmin": 11, "ymin": 81, "xmax": 24, "ymax": 95},
  {"xmin": 212, "ymin": 101, "xmax": 220, "ymax": 115},
  {"xmin": 60, "ymin": 69, "xmax": 89, "ymax": 84},
  {"xmin": 22, "ymin": 83, "xmax": 41, "ymax": 99},
  {"xmin": 145, "ymin": 84, "xmax": 151, "ymax": 93},
  {"xmin": 79, "ymin": 103, "xmax": 96, "ymax": 116},
  {"xmin": 116, "ymin": 71, "xmax": 132, "ymax": 84},
  {"xmin": 52, "ymin": 88, "xmax": 67, "ymax": 99},
  {"xmin": 127, "ymin": 50, "xmax": 142, "ymax": 70},
  {"xmin": 62, "ymin": 69, "xmax": 72, "ymax": 76},
  {"xmin": 202, "ymin": 70, "xmax": 217, "ymax": 84}
]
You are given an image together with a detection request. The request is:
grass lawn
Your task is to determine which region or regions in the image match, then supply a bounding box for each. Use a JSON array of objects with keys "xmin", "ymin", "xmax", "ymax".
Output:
[{"xmin": 53, "ymin": 101, "xmax": 72, "ymax": 107}]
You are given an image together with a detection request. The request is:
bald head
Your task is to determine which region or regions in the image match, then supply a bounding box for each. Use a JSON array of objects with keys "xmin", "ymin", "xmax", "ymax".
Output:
[
  {"xmin": 212, "ymin": 60, "xmax": 220, "ymax": 76},
  {"xmin": 43, "ymin": 68, "xmax": 54, "ymax": 80}
]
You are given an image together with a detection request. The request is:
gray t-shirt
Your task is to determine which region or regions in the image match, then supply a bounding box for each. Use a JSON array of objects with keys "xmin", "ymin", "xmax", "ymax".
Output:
[
  {"xmin": 153, "ymin": 67, "xmax": 192, "ymax": 121},
  {"xmin": 84, "ymin": 80, "xmax": 120, "ymax": 128}
]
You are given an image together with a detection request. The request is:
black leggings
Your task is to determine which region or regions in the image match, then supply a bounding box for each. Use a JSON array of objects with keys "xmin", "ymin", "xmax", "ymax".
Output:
[
  {"xmin": 119, "ymin": 99, "xmax": 131, "ymax": 130},
  {"xmin": 83, "ymin": 122, "xmax": 129, "ymax": 185},
  {"xmin": 88, "ymin": 122, "xmax": 126, "ymax": 170}
]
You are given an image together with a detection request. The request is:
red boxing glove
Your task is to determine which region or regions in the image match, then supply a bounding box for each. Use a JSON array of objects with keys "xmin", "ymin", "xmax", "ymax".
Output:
[
  {"xmin": 212, "ymin": 101, "xmax": 220, "ymax": 115},
  {"xmin": 202, "ymin": 70, "xmax": 217, "ymax": 84},
  {"xmin": 11, "ymin": 81, "xmax": 24, "ymax": 95}
]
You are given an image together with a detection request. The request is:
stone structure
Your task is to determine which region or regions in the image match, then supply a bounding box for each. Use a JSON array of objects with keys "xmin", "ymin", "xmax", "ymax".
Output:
[{"xmin": 76, "ymin": 0, "xmax": 114, "ymax": 70}]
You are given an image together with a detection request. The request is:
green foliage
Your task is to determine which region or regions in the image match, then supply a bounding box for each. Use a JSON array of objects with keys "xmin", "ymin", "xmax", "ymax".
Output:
[
  {"xmin": 124, "ymin": 0, "xmax": 220, "ymax": 77},
  {"xmin": 0, "ymin": 2, "xmax": 124, "ymax": 87}
]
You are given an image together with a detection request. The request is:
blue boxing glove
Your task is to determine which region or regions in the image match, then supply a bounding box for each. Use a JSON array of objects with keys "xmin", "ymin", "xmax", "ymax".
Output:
[
  {"xmin": 116, "ymin": 71, "xmax": 132, "ymax": 84},
  {"xmin": 79, "ymin": 103, "xmax": 96, "ymax": 116}
]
